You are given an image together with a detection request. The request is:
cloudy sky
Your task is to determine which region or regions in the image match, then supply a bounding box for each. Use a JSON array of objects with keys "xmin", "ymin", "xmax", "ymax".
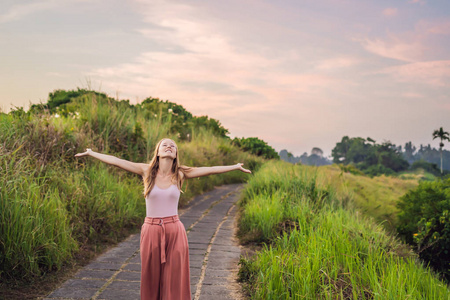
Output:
[{"xmin": 1, "ymin": 0, "xmax": 449, "ymax": 157}]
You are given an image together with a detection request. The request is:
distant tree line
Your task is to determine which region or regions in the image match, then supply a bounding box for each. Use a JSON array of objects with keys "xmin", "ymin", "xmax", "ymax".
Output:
[
  {"xmin": 404, "ymin": 143, "xmax": 450, "ymax": 174},
  {"xmin": 279, "ymin": 148, "xmax": 332, "ymax": 166},
  {"xmin": 331, "ymin": 136, "xmax": 409, "ymax": 176},
  {"xmin": 279, "ymin": 134, "xmax": 449, "ymax": 176},
  {"xmin": 330, "ymin": 136, "xmax": 450, "ymax": 176}
]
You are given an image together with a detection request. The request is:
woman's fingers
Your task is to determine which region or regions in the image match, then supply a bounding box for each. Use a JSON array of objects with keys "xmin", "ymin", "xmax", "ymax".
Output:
[
  {"xmin": 75, "ymin": 148, "xmax": 91, "ymax": 157},
  {"xmin": 237, "ymin": 163, "xmax": 252, "ymax": 174}
]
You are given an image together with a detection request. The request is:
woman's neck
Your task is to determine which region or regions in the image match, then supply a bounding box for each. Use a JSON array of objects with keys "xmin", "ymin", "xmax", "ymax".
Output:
[{"xmin": 158, "ymin": 157, "xmax": 173, "ymax": 176}]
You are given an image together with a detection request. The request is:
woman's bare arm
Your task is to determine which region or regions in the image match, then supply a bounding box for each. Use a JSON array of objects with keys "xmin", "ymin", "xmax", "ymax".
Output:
[
  {"xmin": 75, "ymin": 148, "xmax": 148, "ymax": 176},
  {"xmin": 183, "ymin": 163, "xmax": 251, "ymax": 179}
]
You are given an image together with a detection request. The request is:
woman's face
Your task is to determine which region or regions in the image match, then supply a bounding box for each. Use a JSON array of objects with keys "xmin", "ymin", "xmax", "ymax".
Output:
[{"xmin": 158, "ymin": 139, "xmax": 177, "ymax": 159}]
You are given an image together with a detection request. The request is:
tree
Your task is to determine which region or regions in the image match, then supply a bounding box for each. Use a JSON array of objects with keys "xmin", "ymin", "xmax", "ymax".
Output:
[
  {"xmin": 432, "ymin": 127, "xmax": 450, "ymax": 175},
  {"xmin": 232, "ymin": 137, "xmax": 279, "ymax": 159},
  {"xmin": 404, "ymin": 141, "xmax": 416, "ymax": 164},
  {"xmin": 311, "ymin": 147, "xmax": 323, "ymax": 157},
  {"xmin": 331, "ymin": 136, "xmax": 409, "ymax": 176},
  {"xmin": 396, "ymin": 178, "xmax": 450, "ymax": 281}
]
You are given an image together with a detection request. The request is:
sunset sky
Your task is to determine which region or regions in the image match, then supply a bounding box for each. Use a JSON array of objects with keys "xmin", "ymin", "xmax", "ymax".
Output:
[{"xmin": 1, "ymin": 0, "xmax": 449, "ymax": 157}]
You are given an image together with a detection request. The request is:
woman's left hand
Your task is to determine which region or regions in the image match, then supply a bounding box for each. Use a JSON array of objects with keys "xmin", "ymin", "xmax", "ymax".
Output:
[{"xmin": 236, "ymin": 163, "xmax": 252, "ymax": 174}]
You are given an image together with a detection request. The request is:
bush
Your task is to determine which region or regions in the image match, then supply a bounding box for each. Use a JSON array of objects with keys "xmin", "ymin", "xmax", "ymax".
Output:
[
  {"xmin": 396, "ymin": 178, "xmax": 450, "ymax": 281},
  {"xmin": 362, "ymin": 163, "xmax": 396, "ymax": 177},
  {"xmin": 410, "ymin": 160, "xmax": 442, "ymax": 177},
  {"xmin": 232, "ymin": 137, "xmax": 279, "ymax": 159}
]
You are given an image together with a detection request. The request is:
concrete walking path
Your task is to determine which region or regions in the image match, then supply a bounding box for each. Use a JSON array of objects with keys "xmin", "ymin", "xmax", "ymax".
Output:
[{"xmin": 44, "ymin": 183, "xmax": 245, "ymax": 300}]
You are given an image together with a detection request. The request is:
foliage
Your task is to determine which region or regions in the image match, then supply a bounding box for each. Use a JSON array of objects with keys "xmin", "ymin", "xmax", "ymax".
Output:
[
  {"xmin": 237, "ymin": 160, "xmax": 450, "ymax": 298},
  {"xmin": 432, "ymin": 127, "xmax": 450, "ymax": 149},
  {"xmin": 280, "ymin": 148, "xmax": 332, "ymax": 166},
  {"xmin": 30, "ymin": 89, "xmax": 100, "ymax": 112},
  {"xmin": 401, "ymin": 141, "xmax": 450, "ymax": 176},
  {"xmin": 279, "ymin": 149, "xmax": 299, "ymax": 163},
  {"xmin": 396, "ymin": 178, "xmax": 450, "ymax": 281},
  {"xmin": 432, "ymin": 127, "xmax": 450, "ymax": 175},
  {"xmin": 410, "ymin": 160, "xmax": 442, "ymax": 177},
  {"xmin": 232, "ymin": 137, "xmax": 279, "ymax": 159},
  {"xmin": 363, "ymin": 163, "xmax": 396, "ymax": 177},
  {"xmin": 332, "ymin": 136, "xmax": 409, "ymax": 176}
]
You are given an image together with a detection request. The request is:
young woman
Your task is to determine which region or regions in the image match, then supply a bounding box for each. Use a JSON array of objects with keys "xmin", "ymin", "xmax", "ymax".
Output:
[{"xmin": 75, "ymin": 138, "xmax": 251, "ymax": 300}]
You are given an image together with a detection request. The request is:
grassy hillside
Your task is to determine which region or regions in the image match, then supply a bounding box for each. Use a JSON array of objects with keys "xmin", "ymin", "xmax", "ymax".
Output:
[
  {"xmin": 237, "ymin": 161, "xmax": 450, "ymax": 299},
  {"xmin": 0, "ymin": 89, "xmax": 263, "ymax": 294},
  {"xmin": 318, "ymin": 164, "xmax": 422, "ymax": 232}
]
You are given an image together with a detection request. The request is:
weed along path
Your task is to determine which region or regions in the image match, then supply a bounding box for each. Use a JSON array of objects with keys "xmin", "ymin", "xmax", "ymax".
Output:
[{"xmin": 45, "ymin": 183, "xmax": 245, "ymax": 300}]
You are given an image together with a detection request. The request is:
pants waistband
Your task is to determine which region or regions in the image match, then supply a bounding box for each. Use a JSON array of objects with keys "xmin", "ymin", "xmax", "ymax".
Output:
[
  {"xmin": 144, "ymin": 215, "xmax": 179, "ymax": 225},
  {"xmin": 143, "ymin": 215, "xmax": 179, "ymax": 264}
]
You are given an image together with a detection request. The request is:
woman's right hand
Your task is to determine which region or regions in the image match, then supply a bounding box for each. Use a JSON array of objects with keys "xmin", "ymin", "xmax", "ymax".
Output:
[{"xmin": 75, "ymin": 148, "xmax": 93, "ymax": 158}]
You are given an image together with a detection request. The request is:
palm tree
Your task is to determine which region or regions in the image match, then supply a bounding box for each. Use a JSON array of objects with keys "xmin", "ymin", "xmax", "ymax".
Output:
[{"xmin": 432, "ymin": 127, "xmax": 450, "ymax": 174}]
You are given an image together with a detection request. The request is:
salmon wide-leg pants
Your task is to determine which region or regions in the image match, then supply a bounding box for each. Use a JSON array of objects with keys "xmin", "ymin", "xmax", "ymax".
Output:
[{"xmin": 140, "ymin": 215, "xmax": 191, "ymax": 300}]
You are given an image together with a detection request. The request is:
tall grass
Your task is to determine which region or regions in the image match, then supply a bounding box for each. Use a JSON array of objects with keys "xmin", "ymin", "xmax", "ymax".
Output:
[
  {"xmin": 238, "ymin": 160, "xmax": 450, "ymax": 299},
  {"xmin": 0, "ymin": 90, "xmax": 263, "ymax": 283},
  {"xmin": 0, "ymin": 151, "xmax": 76, "ymax": 280}
]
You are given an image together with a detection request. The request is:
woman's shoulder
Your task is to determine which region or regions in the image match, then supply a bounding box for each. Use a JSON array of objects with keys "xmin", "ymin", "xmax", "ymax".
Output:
[
  {"xmin": 178, "ymin": 169, "xmax": 185, "ymax": 180},
  {"xmin": 178, "ymin": 165, "xmax": 194, "ymax": 178},
  {"xmin": 140, "ymin": 163, "xmax": 151, "ymax": 178}
]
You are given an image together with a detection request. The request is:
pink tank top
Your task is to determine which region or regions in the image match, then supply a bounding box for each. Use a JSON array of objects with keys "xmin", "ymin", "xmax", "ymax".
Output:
[{"xmin": 145, "ymin": 184, "xmax": 180, "ymax": 218}]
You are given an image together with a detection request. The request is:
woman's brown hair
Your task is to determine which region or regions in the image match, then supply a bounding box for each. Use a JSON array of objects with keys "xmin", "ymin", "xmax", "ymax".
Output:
[{"xmin": 143, "ymin": 138, "xmax": 191, "ymax": 197}]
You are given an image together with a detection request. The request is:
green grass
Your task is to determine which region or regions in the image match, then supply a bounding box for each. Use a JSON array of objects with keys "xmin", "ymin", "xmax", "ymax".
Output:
[{"xmin": 238, "ymin": 160, "xmax": 450, "ymax": 299}]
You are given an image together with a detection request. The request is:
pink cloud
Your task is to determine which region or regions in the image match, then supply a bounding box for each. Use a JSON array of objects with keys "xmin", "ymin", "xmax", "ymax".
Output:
[
  {"xmin": 382, "ymin": 8, "xmax": 398, "ymax": 17},
  {"xmin": 360, "ymin": 35, "xmax": 424, "ymax": 62},
  {"xmin": 315, "ymin": 56, "xmax": 361, "ymax": 70},
  {"xmin": 84, "ymin": 0, "xmax": 358, "ymax": 153},
  {"xmin": 380, "ymin": 60, "xmax": 450, "ymax": 87},
  {"xmin": 89, "ymin": 0, "xmax": 350, "ymax": 114},
  {"xmin": 359, "ymin": 19, "xmax": 450, "ymax": 62},
  {"xmin": 421, "ymin": 20, "xmax": 450, "ymax": 35},
  {"xmin": 401, "ymin": 92, "xmax": 424, "ymax": 99},
  {"xmin": 409, "ymin": 0, "xmax": 426, "ymax": 4}
]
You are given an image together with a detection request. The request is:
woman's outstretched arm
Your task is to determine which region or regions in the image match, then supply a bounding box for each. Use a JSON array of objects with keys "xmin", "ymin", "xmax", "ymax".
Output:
[
  {"xmin": 75, "ymin": 148, "xmax": 148, "ymax": 176},
  {"xmin": 183, "ymin": 163, "xmax": 251, "ymax": 179}
]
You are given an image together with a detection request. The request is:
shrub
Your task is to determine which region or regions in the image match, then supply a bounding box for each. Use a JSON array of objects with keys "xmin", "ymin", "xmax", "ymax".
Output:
[
  {"xmin": 396, "ymin": 178, "xmax": 450, "ymax": 280},
  {"xmin": 232, "ymin": 137, "xmax": 279, "ymax": 159},
  {"xmin": 410, "ymin": 160, "xmax": 442, "ymax": 177},
  {"xmin": 362, "ymin": 163, "xmax": 396, "ymax": 177}
]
